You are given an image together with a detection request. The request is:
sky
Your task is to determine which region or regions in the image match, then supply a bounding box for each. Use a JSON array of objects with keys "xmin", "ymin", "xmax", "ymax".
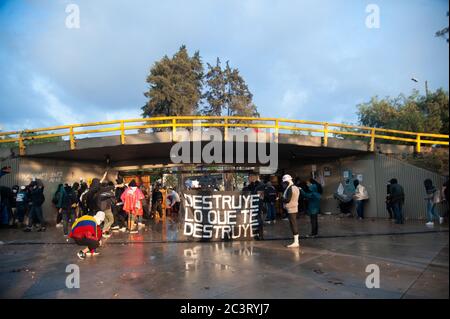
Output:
[{"xmin": 0, "ymin": 0, "xmax": 448, "ymax": 132}]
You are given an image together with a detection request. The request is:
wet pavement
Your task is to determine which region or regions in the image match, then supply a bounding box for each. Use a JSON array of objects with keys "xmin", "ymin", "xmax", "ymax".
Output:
[{"xmin": 0, "ymin": 215, "xmax": 448, "ymax": 299}]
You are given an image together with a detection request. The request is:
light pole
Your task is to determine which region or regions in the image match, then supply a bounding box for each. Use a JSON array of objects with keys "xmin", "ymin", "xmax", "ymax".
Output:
[{"xmin": 411, "ymin": 77, "xmax": 429, "ymax": 99}]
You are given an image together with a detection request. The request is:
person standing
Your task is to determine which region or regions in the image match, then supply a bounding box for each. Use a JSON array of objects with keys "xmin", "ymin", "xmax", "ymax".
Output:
[
  {"xmin": 121, "ymin": 180, "xmax": 145, "ymax": 233},
  {"xmin": 353, "ymin": 179, "xmax": 369, "ymax": 220},
  {"xmin": 281, "ymin": 174, "xmax": 300, "ymax": 248},
  {"xmin": 52, "ymin": 184, "xmax": 64, "ymax": 227},
  {"xmin": 264, "ymin": 181, "xmax": 277, "ymax": 224},
  {"xmin": 389, "ymin": 178, "xmax": 405, "ymax": 224},
  {"xmin": 24, "ymin": 180, "xmax": 46, "ymax": 232},
  {"xmin": 151, "ymin": 184, "xmax": 163, "ymax": 220},
  {"xmin": 300, "ymin": 180, "xmax": 321, "ymax": 237},
  {"xmin": 424, "ymin": 179, "xmax": 442, "ymax": 226},
  {"xmin": 59, "ymin": 183, "xmax": 77, "ymax": 236},
  {"xmin": 15, "ymin": 186, "xmax": 28, "ymax": 228}
]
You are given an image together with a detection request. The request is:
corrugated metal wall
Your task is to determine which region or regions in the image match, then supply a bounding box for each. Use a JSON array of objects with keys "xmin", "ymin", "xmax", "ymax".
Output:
[
  {"xmin": 374, "ymin": 153, "xmax": 446, "ymax": 220},
  {"xmin": 0, "ymin": 157, "xmax": 20, "ymax": 188}
]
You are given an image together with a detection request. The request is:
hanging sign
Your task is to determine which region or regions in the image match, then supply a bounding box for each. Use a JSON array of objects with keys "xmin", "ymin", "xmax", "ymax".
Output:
[{"xmin": 180, "ymin": 190, "xmax": 261, "ymax": 241}]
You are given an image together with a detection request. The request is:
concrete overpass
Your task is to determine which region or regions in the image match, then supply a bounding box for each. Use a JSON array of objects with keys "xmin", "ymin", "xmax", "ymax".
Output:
[{"xmin": 0, "ymin": 116, "xmax": 448, "ymax": 222}]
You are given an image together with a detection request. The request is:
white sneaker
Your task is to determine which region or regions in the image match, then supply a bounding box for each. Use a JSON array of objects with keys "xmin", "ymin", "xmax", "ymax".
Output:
[
  {"xmin": 86, "ymin": 251, "xmax": 100, "ymax": 257},
  {"xmin": 119, "ymin": 227, "xmax": 126, "ymax": 232},
  {"xmin": 56, "ymin": 223, "xmax": 63, "ymax": 228},
  {"xmin": 129, "ymin": 230, "xmax": 138, "ymax": 234},
  {"xmin": 138, "ymin": 223, "xmax": 145, "ymax": 228},
  {"xmin": 439, "ymin": 217, "xmax": 444, "ymax": 225},
  {"xmin": 102, "ymin": 233, "xmax": 111, "ymax": 238},
  {"xmin": 425, "ymin": 222, "xmax": 434, "ymax": 226},
  {"xmin": 111, "ymin": 225, "xmax": 120, "ymax": 230},
  {"xmin": 286, "ymin": 235, "xmax": 300, "ymax": 248},
  {"xmin": 287, "ymin": 242, "xmax": 299, "ymax": 248}
]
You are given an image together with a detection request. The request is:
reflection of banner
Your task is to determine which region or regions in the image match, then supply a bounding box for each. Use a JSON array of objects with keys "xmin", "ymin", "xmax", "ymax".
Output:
[{"xmin": 180, "ymin": 190, "xmax": 261, "ymax": 241}]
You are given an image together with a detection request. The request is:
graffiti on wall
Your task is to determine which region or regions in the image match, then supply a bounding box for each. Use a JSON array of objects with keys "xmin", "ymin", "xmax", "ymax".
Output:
[{"xmin": 20, "ymin": 171, "xmax": 64, "ymax": 183}]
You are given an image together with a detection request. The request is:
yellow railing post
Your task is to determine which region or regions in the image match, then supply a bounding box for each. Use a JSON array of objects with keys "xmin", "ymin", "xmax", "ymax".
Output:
[
  {"xmin": 275, "ymin": 119, "xmax": 279, "ymax": 143},
  {"xmin": 172, "ymin": 118, "xmax": 177, "ymax": 142},
  {"xmin": 19, "ymin": 132, "xmax": 25, "ymax": 156},
  {"xmin": 323, "ymin": 122, "xmax": 329, "ymax": 147},
  {"xmin": 224, "ymin": 118, "xmax": 228, "ymax": 141},
  {"xmin": 370, "ymin": 128, "xmax": 376, "ymax": 152},
  {"xmin": 69, "ymin": 126, "xmax": 75, "ymax": 150},
  {"xmin": 120, "ymin": 120, "xmax": 125, "ymax": 144},
  {"xmin": 416, "ymin": 134, "xmax": 421, "ymax": 153}
]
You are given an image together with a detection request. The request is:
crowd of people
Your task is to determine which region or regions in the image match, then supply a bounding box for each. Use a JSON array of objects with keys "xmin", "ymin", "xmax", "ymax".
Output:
[{"xmin": 0, "ymin": 166, "xmax": 448, "ymax": 256}]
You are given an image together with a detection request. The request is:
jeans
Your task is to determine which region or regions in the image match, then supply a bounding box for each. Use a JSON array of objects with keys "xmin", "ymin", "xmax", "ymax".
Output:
[
  {"xmin": 356, "ymin": 200, "xmax": 365, "ymax": 219},
  {"xmin": 426, "ymin": 200, "xmax": 440, "ymax": 223},
  {"xmin": 392, "ymin": 201, "xmax": 403, "ymax": 224},
  {"xmin": 265, "ymin": 202, "xmax": 276, "ymax": 221},
  {"xmin": 62, "ymin": 208, "xmax": 75, "ymax": 235},
  {"xmin": 310, "ymin": 214, "xmax": 318, "ymax": 235},
  {"xmin": 15, "ymin": 205, "xmax": 26, "ymax": 223},
  {"xmin": 28, "ymin": 205, "xmax": 45, "ymax": 228},
  {"xmin": 287, "ymin": 213, "xmax": 299, "ymax": 236}
]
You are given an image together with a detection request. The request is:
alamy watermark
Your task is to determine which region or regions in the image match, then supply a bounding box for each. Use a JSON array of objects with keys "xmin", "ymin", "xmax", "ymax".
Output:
[
  {"xmin": 169, "ymin": 122, "xmax": 278, "ymax": 173},
  {"xmin": 65, "ymin": 4, "xmax": 80, "ymax": 29},
  {"xmin": 65, "ymin": 264, "xmax": 80, "ymax": 289},
  {"xmin": 365, "ymin": 4, "xmax": 380, "ymax": 29},
  {"xmin": 365, "ymin": 264, "xmax": 380, "ymax": 289}
]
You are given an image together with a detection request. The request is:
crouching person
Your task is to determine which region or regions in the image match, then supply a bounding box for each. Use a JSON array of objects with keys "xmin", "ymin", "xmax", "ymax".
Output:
[{"xmin": 69, "ymin": 211, "xmax": 105, "ymax": 260}]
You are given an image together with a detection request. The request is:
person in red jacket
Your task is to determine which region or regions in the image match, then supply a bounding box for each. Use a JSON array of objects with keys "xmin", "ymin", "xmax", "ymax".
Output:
[{"xmin": 69, "ymin": 211, "xmax": 105, "ymax": 260}]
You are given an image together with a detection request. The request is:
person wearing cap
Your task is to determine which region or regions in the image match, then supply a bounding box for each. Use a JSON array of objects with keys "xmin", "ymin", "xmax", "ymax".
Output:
[
  {"xmin": 281, "ymin": 174, "xmax": 300, "ymax": 248},
  {"xmin": 69, "ymin": 211, "xmax": 105, "ymax": 260}
]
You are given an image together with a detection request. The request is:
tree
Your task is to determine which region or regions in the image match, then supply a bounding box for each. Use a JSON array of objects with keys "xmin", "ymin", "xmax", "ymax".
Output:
[
  {"xmin": 142, "ymin": 45, "xmax": 203, "ymax": 118},
  {"xmin": 202, "ymin": 59, "xmax": 258, "ymax": 117},
  {"xmin": 357, "ymin": 89, "xmax": 449, "ymax": 135}
]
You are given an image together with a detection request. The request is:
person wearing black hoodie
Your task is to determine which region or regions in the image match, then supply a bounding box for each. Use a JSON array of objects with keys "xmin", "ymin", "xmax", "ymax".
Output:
[
  {"xmin": 24, "ymin": 180, "xmax": 46, "ymax": 232},
  {"xmin": 59, "ymin": 183, "xmax": 77, "ymax": 236}
]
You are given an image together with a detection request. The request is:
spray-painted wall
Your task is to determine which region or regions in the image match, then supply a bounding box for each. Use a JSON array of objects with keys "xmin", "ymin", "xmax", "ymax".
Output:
[{"xmin": 0, "ymin": 157, "xmax": 117, "ymax": 225}]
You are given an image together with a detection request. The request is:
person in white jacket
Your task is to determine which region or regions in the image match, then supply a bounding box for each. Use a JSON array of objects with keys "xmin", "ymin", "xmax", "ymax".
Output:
[{"xmin": 353, "ymin": 179, "xmax": 369, "ymax": 219}]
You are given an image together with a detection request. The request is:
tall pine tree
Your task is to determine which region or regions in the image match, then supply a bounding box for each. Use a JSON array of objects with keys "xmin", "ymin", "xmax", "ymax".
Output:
[
  {"xmin": 203, "ymin": 59, "xmax": 258, "ymax": 117},
  {"xmin": 142, "ymin": 45, "xmax": 203, "ymax": 117}
]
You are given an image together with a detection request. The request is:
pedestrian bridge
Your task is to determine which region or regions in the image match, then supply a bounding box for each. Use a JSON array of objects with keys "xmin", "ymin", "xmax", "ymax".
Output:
[{"xmin": 0, "ymin": 116, "xmax": 448, "ymax": 166}]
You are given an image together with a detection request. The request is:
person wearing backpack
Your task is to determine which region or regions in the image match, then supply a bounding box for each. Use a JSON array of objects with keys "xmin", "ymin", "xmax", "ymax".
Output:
[
  {"xmin": 264, "ymin": 181, "xmax": 278, "ymax": 224},
  {"xmin": 96, "ymin": 181, "xmax": 116, "ymax": 238},
  {"xmin": 353, "ymin": 179, "xmax": 369, "ymax": 220},
  {"xmin": 53, "ymin": 184, "xmax": 64, "ymax": 228},
  {"xmin": 59, "ymin": 183, "xmax": 77, "ymax": 236},
  {"xmin": 300, "ymin": 180, "xmax": 322, "ymax": 238}
]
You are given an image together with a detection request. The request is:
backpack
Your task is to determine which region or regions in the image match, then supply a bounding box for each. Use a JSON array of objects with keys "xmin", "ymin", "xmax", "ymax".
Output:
[{"xmin": 52, "ymin": 190, "xmax": 61, "ymax": 205}]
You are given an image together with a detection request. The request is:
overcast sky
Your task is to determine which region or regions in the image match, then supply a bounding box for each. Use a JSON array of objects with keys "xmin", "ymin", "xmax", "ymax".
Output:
[{"xmin": 0, "ymin": 0, "xmax": 448, "ymax": 132}]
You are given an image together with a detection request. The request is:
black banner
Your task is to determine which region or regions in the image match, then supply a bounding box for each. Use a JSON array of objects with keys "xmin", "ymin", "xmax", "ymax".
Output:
[{"xmin": 179, "ymin": 190, "xmax": 262, "ymax": 241}]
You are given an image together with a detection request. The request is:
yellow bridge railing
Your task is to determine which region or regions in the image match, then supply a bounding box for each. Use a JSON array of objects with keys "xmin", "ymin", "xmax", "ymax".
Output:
[{"xmin": 0, "ymin": 116, "xmax": 448, "ymax": 156}]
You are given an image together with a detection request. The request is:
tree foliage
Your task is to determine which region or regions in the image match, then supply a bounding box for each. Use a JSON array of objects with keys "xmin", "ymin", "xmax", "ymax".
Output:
[
  {"xmin": 142, "ymin": 45, "xmax": 203, "ymax": 117},
  {"xmin": 203, "ymin": 58, "xmax": 258, "ymax": 117},
  {"xmin": 142, "ymin": 46, "xmax": 258, "ymax": 119},
  {"xmin": 357, "ymin": 88, "xmax": 449, "ymax": 135}
]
